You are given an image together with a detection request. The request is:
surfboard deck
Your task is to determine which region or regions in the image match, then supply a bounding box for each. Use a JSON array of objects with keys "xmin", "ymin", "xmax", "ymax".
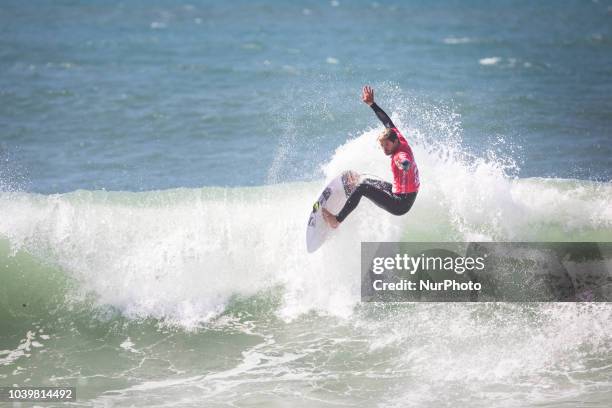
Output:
[{"xmin": 306, "ymin": 170, "xmax": 361, "ymax": 253}]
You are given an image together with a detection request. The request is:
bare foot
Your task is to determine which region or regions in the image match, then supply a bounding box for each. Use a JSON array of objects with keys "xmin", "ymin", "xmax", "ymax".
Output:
[{"xmin": 321, "ymin": 208, "xmax": 340, "ymax": 229}]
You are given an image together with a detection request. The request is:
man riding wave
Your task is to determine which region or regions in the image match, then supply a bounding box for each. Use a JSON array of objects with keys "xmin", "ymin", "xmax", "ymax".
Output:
[{"xmin": 321, "ymin": 86, "xmax": 420, "ymax": 228}]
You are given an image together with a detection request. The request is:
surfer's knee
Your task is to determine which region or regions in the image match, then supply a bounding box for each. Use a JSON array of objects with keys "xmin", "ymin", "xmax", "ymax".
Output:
[
  {"xmin": 390, "ymin": 206, "xmax": 410, "ymax": 216},
  {"xmin": 351, "ymin": 182, "xmax": 369, "ymax": 197},
  {"xmin": 357, "ymin": 180, "xmax": 379, "ymax": 194},
  {"xmin": 393, "ymin": 194, "xmax": 417, "ymax": 215}
]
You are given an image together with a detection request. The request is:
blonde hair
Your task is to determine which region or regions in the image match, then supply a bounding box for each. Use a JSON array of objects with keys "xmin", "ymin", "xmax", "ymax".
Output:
[{"xmin": 378, "ymin": 128, "xmax": 398, "ymax": 142}]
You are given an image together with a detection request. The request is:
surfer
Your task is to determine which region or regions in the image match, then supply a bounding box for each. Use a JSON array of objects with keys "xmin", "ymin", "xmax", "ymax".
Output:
[{"xmin": 322, "ymin": 86, "xmax": 420, "ymax": 228}]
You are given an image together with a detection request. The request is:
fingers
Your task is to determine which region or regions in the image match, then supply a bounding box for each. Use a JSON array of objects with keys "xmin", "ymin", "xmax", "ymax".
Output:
[{"xmin": 362, "ymin": 85, "xmax": 375, "ymax": 103}]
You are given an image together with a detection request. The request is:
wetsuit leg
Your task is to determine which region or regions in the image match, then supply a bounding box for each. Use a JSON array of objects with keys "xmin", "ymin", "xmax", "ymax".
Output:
[{"xmin": 335, "ymin": 178, "xmax": 417, "ymax": 223}]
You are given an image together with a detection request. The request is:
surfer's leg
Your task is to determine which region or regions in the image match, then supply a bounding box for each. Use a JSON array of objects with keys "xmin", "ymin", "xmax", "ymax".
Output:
[
  {"xmin": 362, "ymin": 182, "xmax": 417, "ymax": 216},
  {"xmin": 336, "ymin": 179, "xmax": 416, "ymax": 223},
  {"xmin": 334, "ymin": 179, "xmax": 375, "ymax": 223}
]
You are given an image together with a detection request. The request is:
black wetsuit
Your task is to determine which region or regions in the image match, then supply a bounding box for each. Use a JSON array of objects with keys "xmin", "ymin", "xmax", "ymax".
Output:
[{"xmin": 335, "ymin": 103, "xmax": 418, "ymax": 223}]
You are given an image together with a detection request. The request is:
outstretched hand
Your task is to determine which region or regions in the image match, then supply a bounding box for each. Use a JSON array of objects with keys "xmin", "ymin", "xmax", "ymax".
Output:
[{"xmin": 361, "ymin": 85, "xmax": 374, "ymax": 106}]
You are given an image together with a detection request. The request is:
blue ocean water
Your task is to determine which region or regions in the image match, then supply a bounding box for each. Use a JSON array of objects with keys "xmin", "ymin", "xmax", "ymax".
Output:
[
  {"xmin": 1, "ymin": 2, "xmax": 612, "ymax": 407},
  {"xmin": 1, "ymin": 0, "xmax": 611, "ymax": 193}
]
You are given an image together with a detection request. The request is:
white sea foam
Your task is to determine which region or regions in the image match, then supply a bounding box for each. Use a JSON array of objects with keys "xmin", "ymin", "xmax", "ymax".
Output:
[{"xmin": 479, "ymin": 57, "xmax": 501, "ymax": 65}]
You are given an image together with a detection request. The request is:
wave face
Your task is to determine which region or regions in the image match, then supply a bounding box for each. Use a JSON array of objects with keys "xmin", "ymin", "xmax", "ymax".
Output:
[{"xmin": 1, "ymin": 126, "xmax": 611, "ymax": 326}]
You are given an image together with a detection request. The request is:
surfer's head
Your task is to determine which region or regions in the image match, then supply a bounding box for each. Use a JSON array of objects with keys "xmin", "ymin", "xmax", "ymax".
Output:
[{"xmin": 378, "ymin": 128, "xmax": 399, "ymax": 155}]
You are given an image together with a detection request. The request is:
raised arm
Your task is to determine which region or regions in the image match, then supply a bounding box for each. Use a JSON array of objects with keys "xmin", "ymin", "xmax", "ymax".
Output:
[{"xmin": 361, "ymin": 85, "xmax": 395, "ymax": 129}]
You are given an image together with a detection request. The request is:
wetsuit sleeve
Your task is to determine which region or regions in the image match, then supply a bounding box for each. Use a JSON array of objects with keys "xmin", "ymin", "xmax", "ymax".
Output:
[{"xmin": 370, "ymin": 102, "xmax": 395, "ymax": 129}]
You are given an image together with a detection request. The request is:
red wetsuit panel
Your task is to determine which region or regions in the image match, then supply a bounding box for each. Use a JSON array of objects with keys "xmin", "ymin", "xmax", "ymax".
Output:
[{"xmin": 391, "ymin": 128, "xmax": 420, "ymax": 194}]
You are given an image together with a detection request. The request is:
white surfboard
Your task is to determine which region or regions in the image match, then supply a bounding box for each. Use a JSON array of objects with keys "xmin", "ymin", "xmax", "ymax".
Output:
[{"xmin": 306, "ymin": 170, "xmax": 362, "ymax": 253}]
